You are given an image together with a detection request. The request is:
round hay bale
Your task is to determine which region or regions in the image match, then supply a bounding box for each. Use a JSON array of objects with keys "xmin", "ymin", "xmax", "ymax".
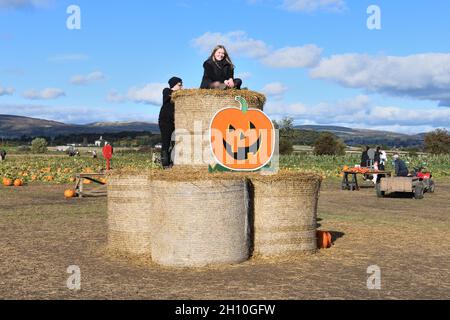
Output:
[
  {"xmin": 107, "ymin": 171, "xmax": 153, "ymax": 255},
  {"xmin": 250, "ymin": 171, "xmax": 322, "ymax": 258},
  {"xmin": 150, "ymin": 170, "xmax": 250, "ymax": 267},
  {"xmin": 171, "ymin": 89, "xmax": 266, "ymax": 167}
]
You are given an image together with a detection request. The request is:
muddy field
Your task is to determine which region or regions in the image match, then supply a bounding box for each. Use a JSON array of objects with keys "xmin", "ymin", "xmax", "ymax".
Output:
[{"xmin": 0, "ymin": 179, "xmax": 449, "ymax": 300}]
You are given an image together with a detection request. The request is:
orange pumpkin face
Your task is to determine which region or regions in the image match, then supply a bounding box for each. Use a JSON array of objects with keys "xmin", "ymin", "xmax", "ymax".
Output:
[{"xmin": 210, "ymin": 96, "xmax": 275, "ymax": 171}]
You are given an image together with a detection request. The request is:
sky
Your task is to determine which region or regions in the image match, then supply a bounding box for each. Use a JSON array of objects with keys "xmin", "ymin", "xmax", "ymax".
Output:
[{"xmin": 1, "ymin": 0, "xmax": 450, "ymax": 134}]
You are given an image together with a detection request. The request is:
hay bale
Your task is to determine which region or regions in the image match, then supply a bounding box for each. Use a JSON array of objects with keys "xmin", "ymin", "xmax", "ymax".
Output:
[
  {"xmin": 150, "ymin": 170, "xmax": 250, "ymax": 267},
  {"xmin": 250, "ymin": 171, "xmax": 322, "ymax": 258},
  {"xmin": 107, "ymin": 171, "xmax": 153, "ymax": 255},
  {"xmin": 171, "ymin": 89, "xmax": 266, "ymax": 167}
]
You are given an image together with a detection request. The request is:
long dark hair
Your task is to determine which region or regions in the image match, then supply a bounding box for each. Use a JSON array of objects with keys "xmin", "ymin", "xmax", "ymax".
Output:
[{"xmin": 209, "ymin": 45, "xmax": 234, "ymax": 68}]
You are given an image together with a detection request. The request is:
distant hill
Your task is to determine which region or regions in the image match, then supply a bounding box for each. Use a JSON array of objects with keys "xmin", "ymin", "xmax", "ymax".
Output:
[
  {"xmin": 0, "ymin": 115, "xmax": 160, "ymax": 138},
  {"xmin": 295, "ymin": 125, "xmax": 424, "ymax": 148},
  {"xmin": 0, "ymin": 114, "xmax": 425, "ymax": 148}
]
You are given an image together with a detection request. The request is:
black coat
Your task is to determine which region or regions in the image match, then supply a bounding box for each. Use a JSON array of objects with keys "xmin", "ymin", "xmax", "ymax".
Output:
[
  {"xmin": 394, "ymin": 159, "xmax": 409, "ymax": 177},
  {"xmin": 158, "ymin": 88, "xmax": 175, "ymax": 128},
  {"xmin": 200, "ymin": 58, "xmax": 234, "ymax": 89}
]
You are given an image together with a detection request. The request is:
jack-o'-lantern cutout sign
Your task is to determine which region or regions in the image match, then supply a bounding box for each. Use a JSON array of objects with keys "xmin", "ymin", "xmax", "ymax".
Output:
[{"xmin": 210, "ymin": 96, "xmax": 275, "ymax": 171}]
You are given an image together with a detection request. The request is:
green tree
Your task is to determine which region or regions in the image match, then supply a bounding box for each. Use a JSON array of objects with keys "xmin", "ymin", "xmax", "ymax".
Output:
[
  {"xmin": 424, "ymin": 129, "xmax": 450, "ymax": 154},
  {"xmin": 273, "ymin": 117, "xmax": 295, "ymax": 155},
  {"xmin": 313, "ymin": 132, "xmax": 346, "ymax": 155},
  {"xmin": 31, "ymin": 138, "xmax": 48, "ymax": 154}
]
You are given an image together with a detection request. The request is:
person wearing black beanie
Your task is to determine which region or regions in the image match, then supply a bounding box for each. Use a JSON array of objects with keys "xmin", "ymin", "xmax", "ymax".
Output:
[{"xmin": 158, "ymin": 77, "xmax": 183, "ymax": 169}]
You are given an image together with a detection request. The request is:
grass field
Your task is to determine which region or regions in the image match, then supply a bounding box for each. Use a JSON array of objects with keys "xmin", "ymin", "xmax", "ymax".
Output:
[
  {"xmin": 1, "ymin": 153, "xmax": 449, "ymax": 185},
  {"xmin": 1, "ymin": 178, "xmax": 449, "ymax": 299}
]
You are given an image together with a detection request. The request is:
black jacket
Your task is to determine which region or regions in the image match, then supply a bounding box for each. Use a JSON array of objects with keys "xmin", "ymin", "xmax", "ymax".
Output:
[
  {"xmin": 394, "ymin": 159, "xmax": 409, "ymax": 177},
  {"xmin": 158, "ymin": 88, "xmax": 174, "ymax": 127},
  {"xmin": 200, "ymin": 58, "xmax": 234, "ymax": 89}
]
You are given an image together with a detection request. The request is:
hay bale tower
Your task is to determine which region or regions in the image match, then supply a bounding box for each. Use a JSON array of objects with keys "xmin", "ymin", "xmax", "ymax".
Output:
[
  {"xmin": 107, "ymin": 171, "xmax": 153, "ymax": 255},
  {"xmin": 171, "ymin": 89, "xmax": 266, "ymax": 167},
  {"xmin": 150, "ymin": 170, "xmax": 250, "ymax": 267},
  {"xmin": 250, "ymin": 172, "xmax": 322, "ymax": 258}
]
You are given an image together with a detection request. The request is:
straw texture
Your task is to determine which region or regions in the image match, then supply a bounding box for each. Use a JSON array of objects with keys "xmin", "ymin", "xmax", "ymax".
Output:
[
  {"xmin": 171, "ymin": 89, "xmax": 266, "ymax": 167},
  {"xmin": 250, "ymin": 172, "xmax": 322, "ymax": 257},
  {"xmin": 107, "ymin": 172, "xmax": 153, "ymax": 255},
  {"xmin": 150, "ymin": 178, "xmax": 250, "ymax": 267}
]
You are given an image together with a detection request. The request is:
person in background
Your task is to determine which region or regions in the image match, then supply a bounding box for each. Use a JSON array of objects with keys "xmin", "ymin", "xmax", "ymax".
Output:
[
  {"xmin": 159, "ymin": 76, "xmax": 183, "ymax": 169},
  {"xmin": 92, "ymin": 150, "xmax": 97, "ymax": 159},
  {"xmin": 0, "ymin": 149, "xmax": 6, "ymax": 161},
  {"xmin": 200, "ymin": 45, "xmax": 242, "ymax": 90},
  {"xmin": 393, "ymin": 153, "xmax": 409, "ymax": 177},
  {"xmin": 360, "ymin": 146, "xmax": 370, "ymax": 167}
]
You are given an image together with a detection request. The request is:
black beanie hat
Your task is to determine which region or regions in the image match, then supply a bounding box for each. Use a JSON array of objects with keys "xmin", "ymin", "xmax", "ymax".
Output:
[{"xmin": 168, "ymin": 77, "xmax": 182, "ymax": 89}]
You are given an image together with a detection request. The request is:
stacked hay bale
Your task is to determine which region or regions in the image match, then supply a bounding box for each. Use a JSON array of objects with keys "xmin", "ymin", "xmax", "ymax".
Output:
[
  {"xmin": 249, "ymin": 171, "xmax": 322, "ymax": 258},
  {"xmin": 171, "ymin": 89, "xmax": 266, "ymax": 167},
  {"xmin": 107, "ymin": 170, "xmax": 153, "ymax": 255},
  {"xmin": 149, "ymin": 169, "xmax": 250, "ymax": 267}
]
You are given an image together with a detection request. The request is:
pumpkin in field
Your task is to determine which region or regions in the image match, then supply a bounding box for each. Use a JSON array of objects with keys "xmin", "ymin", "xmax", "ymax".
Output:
[
  {"xmin": 83, "ymin": 179, "xmax": 92, "ymax": 184},
  {"xmin": 46, "ymin": 176, "xmax": 54, "ymax": 181},
  {"xmin": 64, "ymin": 189, "xmax": 76, "ymax": 198},
  {"xmin": 2, "ymin": 178, "xmax": 13, "ymax": 186},
  {"xmin": 210, "ymin": 96, "xmax": 275, "ymax": 171},
  {"xmin": 69, "ymin": 177, "xmax": 76, "ymax": 183},
  {"xmin": 343, "ymin": 165, "xmax": 349, "ymax": 171},
  {"xmin": 13, "ymin": 179, "xmax": 23, "ymax": 187},
  {"xmin": 317, "ymin": 230, "xmax": 332, "ymax": 249}
]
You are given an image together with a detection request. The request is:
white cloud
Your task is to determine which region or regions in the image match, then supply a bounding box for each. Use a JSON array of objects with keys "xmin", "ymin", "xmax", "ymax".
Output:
[
  {"xmin": 48, "ymin": 54, "xmax": 89, "ymax": 63},
  {"xmin": 23, "ymin": 88, "xmax": 65, "ymax": 100},
  {"xmin": 0, "ymin": 0, "xmax": 51, "ymax": 9},
  {"xmin": 0, "ymin": 85, "xmax": 14, "ymax": 96},
  {"xmin": 0, "ymin": 103, "xmax": 158, "ymax": 124},
  {"xmin": 282, "ymin": 0, "xmax": 346, "ymax": 12},
  {"xmin": 106, "ymin": 90, "xmax": 127, "ymax": 103},
  {"xmin": 261, "ymin": 45, "xmax": 323, "ymax": 68},
  {"xmin": 71, "ymin": 71, "xmax": 106, "ymax": 85},
  {"xmin": 127, "ymin": 83, "xmax": 166, "ymax": 105},
  {"xmin": 265, "ymin": 95, "xmax": 450, "ymax": 133},
  {"xmin": 310, "ymin": 53, "xmax": 450, "ymax": 106},
  {"xmin": 261, "ymin": 82, "xmax": 288, "ymax": 100},
  {"xmin": 191, "ymin": 31, "xmax": 270, "ymax": 58}
]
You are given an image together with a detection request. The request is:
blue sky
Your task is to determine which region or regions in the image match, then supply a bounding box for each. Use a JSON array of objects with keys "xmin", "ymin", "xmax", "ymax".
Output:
[{"xmin": 1, "ymin": 0, "xmax": 450, "ymax": 134}]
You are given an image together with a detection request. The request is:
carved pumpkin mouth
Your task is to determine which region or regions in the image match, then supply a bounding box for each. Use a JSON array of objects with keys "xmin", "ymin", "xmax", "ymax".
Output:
[{"xmin": 222, "ymin": 135, "xmax": 261, "ymax": 161}]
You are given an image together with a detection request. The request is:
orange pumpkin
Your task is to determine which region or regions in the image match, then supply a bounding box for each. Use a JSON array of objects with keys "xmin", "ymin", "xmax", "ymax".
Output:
[
  {"xmin": 64, "ymin": 189, "xmax": 76, "ymax": 198},
  {"xmin": 317, "ymin": 230, "xmax": 332, "ymax": 249},
  {"xmin": 343, "ymin": 165, "xmax": 349, "ymax": 171},
  {"xmin": 13, "ymin": 179, "xmax": 23, "ymax": 187},
  {"xmin": 69, "ymin": 177, "xmax": 76, "ymax": 183},
  {"xmin": 46, "ymin": 176, "xmax": 54, "ymax": 181},
  {"xmin": 210, "ymin": 96, "xmax": 275, "ymax": 171},
  {"xmin": 2, "ymin": 178, "xmax": 13, "ymax": 186},
  {"xmin": 83, "ymin": 179, "xmax": 92, "ymax": 184}
]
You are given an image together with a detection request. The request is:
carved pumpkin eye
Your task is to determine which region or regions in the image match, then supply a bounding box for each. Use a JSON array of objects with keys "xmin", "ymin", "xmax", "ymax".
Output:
[
  {"xmin": 228, "ymin": 124, "xmax": 236, "ymax": 132},
  {"xmin": 249, "ymin": 121, "xmax": 256, "ymax": 129}
]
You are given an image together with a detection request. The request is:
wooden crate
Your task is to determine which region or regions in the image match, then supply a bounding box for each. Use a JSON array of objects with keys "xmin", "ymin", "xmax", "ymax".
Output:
[{"xmin": 380, "ymin": 177, "xmax": 413, "ymax": 193}]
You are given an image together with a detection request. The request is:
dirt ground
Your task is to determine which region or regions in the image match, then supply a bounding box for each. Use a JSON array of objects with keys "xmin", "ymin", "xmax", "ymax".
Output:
[{"xmin": 0, "ymin": 178, "xmax": 449, "ymax": 300}]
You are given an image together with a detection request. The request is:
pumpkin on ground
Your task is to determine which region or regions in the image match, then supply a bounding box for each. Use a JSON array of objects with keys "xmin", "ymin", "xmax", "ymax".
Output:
[
  {"xmin": 317, "ymin": 230, "xmax": 332, "ymax": 249},
  {"xmin": 64, "ymin": 189, "xmax": 76, "ymax": 198},
  {"xmin": 2, "ymin": 178, "xmax": 13, "ymax": 186},
  {"xmin": 13, "ymin": 179, "xmax": 23, "ymax": 187}
]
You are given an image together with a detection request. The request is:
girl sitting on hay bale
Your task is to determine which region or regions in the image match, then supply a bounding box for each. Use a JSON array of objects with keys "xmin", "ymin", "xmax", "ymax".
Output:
[
  {"xmin": 200, "ymin": 45, "xmax": 242, "ymax": 90},
  {"xmin": 158, "ymin": 76, "xmax": 183, "ymax": 169}
]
